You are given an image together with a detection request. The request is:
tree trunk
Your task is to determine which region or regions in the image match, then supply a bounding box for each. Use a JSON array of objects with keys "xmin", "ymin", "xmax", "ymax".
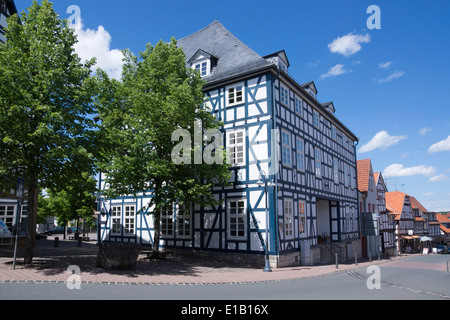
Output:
[
  {"xmin": 24, "ymin": 174, "xmax": 38, "ymax": 264},
  {"xmin": 152, "ymin": 180, "xmax": 162, "ymax": 253}
]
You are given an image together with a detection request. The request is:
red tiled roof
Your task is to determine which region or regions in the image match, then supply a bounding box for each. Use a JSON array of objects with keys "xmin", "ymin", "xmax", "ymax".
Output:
[
  {"xmin": 385, "ymin": 191, "xmax": 407, "ymax": 219},
  {"xmin": 410, "ymin": 196, "xmax": 429, "ymax": 213},
  {"xmin": 357, "ymin": 159, "xmax": 372, "ymax": 192},
  {"xmin": 437, "ymin": 213, "xmax": 450, "ymax": 234}
]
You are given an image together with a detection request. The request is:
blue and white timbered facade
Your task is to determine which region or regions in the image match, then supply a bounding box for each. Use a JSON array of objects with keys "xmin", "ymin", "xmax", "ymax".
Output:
[{"xmin": 98, "ymin": 21, "xmax": 360, "ymax": 267}]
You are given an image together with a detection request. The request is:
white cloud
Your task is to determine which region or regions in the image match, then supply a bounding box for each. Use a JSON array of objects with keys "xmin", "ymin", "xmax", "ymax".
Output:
[
  {"xmin": 418, "ymin": 127, "xmax": 431, "ymax": 136},
  {"xmin": 428, "ymin": 174, "xmax": 448, "ymax": 182},
  {"xmin": 320, "ymin": 64, "xmax": 349, "ymax": 79},
  {"xmin": 327, "ymin": 33, "xmax": 370, "ymax": 57},
  {"xmin": 378, "ymin": 71, "xmax": 405, "ymax": 83},
  {"xmin": 378, "ymin": 61, "xmax": 392, "ymax": 69},
  {"xmin": 72, "ymin": 20, "xmax": 124, "ymax": 80},
  {"xmin": 308, "ymin": 60, "xmax": 320, "ymax": 68},
  {"xmin": 383, "ymin": 164, "xmax": 436, "ymax": 178},
  {"xmin": 358, "ymin": 130, "xmax": 407, "ymax": 153},
  {"xmin": 428, "ymin": 136, "xmax": 450, "ymax": 153}
]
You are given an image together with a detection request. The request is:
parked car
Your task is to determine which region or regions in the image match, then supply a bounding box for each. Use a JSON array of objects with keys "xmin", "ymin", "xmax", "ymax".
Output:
[
  {"xmin": 35, "ymin": 233, "xmax": 47, "ymax": 240},
  {"xmin": 435, "ymin": 245, "xmax": 448, "ymax": 254},
  {"xmin": 45, "ymin": 226, "xmax": 72, "ymax": 235}
]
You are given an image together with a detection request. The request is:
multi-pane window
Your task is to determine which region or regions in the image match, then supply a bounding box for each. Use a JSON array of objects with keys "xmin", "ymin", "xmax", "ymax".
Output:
[
  {"xmin": 313, "ymin": 110, "xmax": 320, "ymax": 128},
  {"xmin": 161, "ymin": 206, "xmax": 174, "ymax": 236},
  {"xmin": 298, "ymin": 200, "xmax": 306, "ymax": 235},
  {"xmin": 194, "ymin": 61, "xmax": 208, "ymax": 77},
  {"xmin": 333, "ymin": 158, "xmax": 339, "ymax": 184},
  {"xmin": 294, "ymin": 96, "xmax": 302, "ymax": 116},
  {"xmin": 228, "ymin": 199, "xmax": 246, "ymax": 239},
  {"xmin": 284, "ymin": 199, "xmax": 293, "ymax": 237},
  {"xmin": 228, "ymin": 83, "xmax": 244, "ymax": 106},
  {"xmin": 282, "ymin": 131, "xmax": 291, "ymax": 166},
  {"xmin": 296, "ymin": 137, "xmax": 305, "ymax": 171},
  {"xmin": 280, "ymin": 85, "xmax": 289, "ymax": 106},
  {"xmin": 331, "ymin": 125, "xmax": 337, "ymax": 141},
  {"xmin": 124, "ymin": 205, "xmax": 135, "ymax": 235},
  {"xmin": 0, "ymin": 205, "xmax": 15, "ymax": 231},
  {"xmin": 177, "ymin": 204, "xmax": 191, "ymax": 237},
  {"xmin": 344, "ymin": 163, "xmax": 351, "ymax": 187},
  {"xmin": 111, "ymin": 206, "xmax": 121, "ymax": 235},
  {"xmin": 227, "ymin": 130, "xmax": 245, "ymax": 166},
  {"xmin": 314, "ymin": 148, "xmax": 322, "ymax": 177}
]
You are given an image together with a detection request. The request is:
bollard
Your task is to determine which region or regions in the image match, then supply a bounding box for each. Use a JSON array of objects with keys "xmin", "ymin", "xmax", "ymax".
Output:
[
  {"xmin": 54, "ymin": 237, "xmax": 59, "ymax": 247},
  {"xmin": 355, "ymin": 252, "xmax": 358, "ymax": 265},
  {"xmin": 77, "ymin": 236, "xmax": 82, "ymax": 247},
  {"xmin": 369, "ymin": 251, "xmax": 372, "ymax": 263},
  {"xmin": 335, "ymin": 253, "xmax": 339, "ymax": 269},
  {"xmin": 447, "ymin": 260, "xmax": 450, "ymax": 273}
]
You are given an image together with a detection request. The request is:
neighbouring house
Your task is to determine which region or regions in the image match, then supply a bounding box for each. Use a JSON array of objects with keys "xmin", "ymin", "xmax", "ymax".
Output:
[
  {"xmin": 0, "ymin": 0, "xmax": 17, "ymax": 44},
  {"xmin": 0, "ymin": 0, "xmax": 28, "ymax": 245},
  {"xmin": 97, "ymin": 21, "xmax": 360, "ymax": 268},
  {"xmin": 436, "ymin": 213, "xmax": 450, "ymax": 245},
  {"xmin": 357, "ymin": 159, "xmax": 380, "ymax": 258},
  {"xmin": 375, "ymin": 172, "xmax": 396, "ymax": 257},
  {"xmin": 386, "ymin": 191, "xmax": 416, "ymax": 254}
]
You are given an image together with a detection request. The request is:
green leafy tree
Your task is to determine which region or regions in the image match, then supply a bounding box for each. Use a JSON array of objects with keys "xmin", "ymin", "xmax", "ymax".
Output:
[
  {"xmin": 0, "ymin": 1, "xmax": 97, "ymax": 263},
  {"xmin": 38, "ymin": 172, "xmax": 97, "ymax": 237},
  {"xmin": 96, "ymin": 40, "xmax": 230, "ymax": 251}
]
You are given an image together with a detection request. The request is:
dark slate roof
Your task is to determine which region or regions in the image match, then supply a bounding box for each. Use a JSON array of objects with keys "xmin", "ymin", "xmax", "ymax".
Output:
[
  {"xmin": 6, "ymin": 0, "xmax": 18, "ymax": 15},
  {"xmin": 177, "ymin": 20, "xmax": 273, "ymax": 85}
]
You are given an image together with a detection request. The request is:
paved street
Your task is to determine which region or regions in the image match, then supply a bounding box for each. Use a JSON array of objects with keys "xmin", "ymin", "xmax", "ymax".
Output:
[{"xmin": 0, "ymin": 236, "xmax": 449, "ymax": 301}]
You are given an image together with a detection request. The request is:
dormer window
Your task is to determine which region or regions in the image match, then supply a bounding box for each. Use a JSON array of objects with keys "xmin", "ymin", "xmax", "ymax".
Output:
[
  {"xmin": 188, "ymin": 49, "xmax": 217, "ymax": 78},
  {"xmin": 193, "ymin": 60, "xmax": 209, "ymax": 77}
]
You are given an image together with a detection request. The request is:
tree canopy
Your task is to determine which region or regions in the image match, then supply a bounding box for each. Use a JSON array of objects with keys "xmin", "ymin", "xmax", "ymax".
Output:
[
  {"xmin": 95, "ymin": 40, "xmax": 231, "ymax": 250},
  {"xmin": 0, "ymin": 0, "xmax": 97, "ymax": 263}
]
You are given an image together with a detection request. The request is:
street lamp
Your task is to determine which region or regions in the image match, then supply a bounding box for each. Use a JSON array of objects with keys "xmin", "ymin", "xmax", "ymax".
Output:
[{"xmin": 256, "ymin": 170, "xmax": 275, "ymax": 272}]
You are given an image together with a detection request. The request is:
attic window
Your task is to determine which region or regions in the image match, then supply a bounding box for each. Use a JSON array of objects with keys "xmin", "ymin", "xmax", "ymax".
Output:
[{"xmin": 193, "ymin": 59, "xmax": 210, "ymax": 77}]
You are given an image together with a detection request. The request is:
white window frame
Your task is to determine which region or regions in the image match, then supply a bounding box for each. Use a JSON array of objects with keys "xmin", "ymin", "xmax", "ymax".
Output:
[
  {"xmin": 192, "ymin": 59, "xmax": 210, "ymax": 77},
  {"xmin": 227, "ymin": 129, "xmax": 245, "ymax": 166},
  {"xmin": 298, "ymin": 200, "xmax": 306, "ymax": 236},
  {"xmin": 161, "ymin": 206, "xmax": 174, "ymax": 237},
  {"xmin": 176, "ymin": 203, "xmax": 191, "ymax": 238},
  {"xmin": 227, "ymin": 83, "xmax": 245, "ymax": 107},
  {"xmin": 284, "ymin": 199, "xmax": 294, "ymax": 238},
  {"xmin": 296, "ymin": 137, "xmax": 305, "ymax": 171},
  {"xmin": 294, "ymin": 95, "xmax": 303, "ymax": 116},
  {"xmin": 314, "ymin": 147, "xmax": 322, "ymax": 178},
  {"xmin": 282, "ymin": 130, "xmax": 291, "ymax": 167},
  {"xmin": 313, "ymin": 110, "xmax": 320, "ymax": 128},
  {"xmin": 111, "ymin": 205, "xmax": 122, "ymax": 235},
  {"xmin": 333, "ymin": 158, "xmax": 339, "ymax": 184},
  {"xmin": 124, "ymin": 205, "xmax": 135, "ymax": 235},
  {"xmin": 0, "ymin": 204, "xmax": 16, "ymax": 231},
  {"xmin": 228, "ymin": 199, "xmax": 247, "ymax": 240},
  {"xmin": 280, "ymin": 84, "xmax": 289, "ymax": 107}
]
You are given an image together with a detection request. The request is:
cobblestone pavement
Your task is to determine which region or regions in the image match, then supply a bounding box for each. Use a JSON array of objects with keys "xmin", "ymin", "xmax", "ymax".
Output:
[{"xmin": 0, "ymin": 236, "xmax": 411, "ymax": 285}]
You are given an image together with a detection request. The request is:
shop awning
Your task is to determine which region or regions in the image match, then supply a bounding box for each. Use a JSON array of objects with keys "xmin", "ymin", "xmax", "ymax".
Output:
[
  {"xmin": 420, "ymin": 236, "xmax": 432, "ymax": 241},
  {"xmin": 401, "ymin": 235, "xmax": 420, "ymax": 239}
]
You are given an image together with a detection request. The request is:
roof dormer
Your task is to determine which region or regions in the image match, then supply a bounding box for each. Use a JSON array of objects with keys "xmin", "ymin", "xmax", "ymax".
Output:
[
  {"xmin": 301, "ymin": 81, "xmax": 318, "ymax": 99},
  {"xmin": 263, "ymin": 50, "xmax": 290, "ymax": 74},
  {"xmin": 188, "ymin": 49, "xmax": 217, "ymax": 78},
  {"xmin": 321, "ymin": 102, "xmax": 336, "ymax": 114}
]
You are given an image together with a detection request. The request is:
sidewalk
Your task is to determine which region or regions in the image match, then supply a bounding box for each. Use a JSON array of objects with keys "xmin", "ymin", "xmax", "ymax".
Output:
[{"xmin": 0, "ymin": 237, "xmax": 408, "ymax": 285}]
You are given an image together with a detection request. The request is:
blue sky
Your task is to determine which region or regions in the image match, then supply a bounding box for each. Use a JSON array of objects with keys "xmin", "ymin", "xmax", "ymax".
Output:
[{"xmin": 15, "ymin": 0, "xmax": 450, "ymax": 211}]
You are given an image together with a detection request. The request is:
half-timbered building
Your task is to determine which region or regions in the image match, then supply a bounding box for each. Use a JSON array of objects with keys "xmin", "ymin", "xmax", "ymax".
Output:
[
  {"xmin": 374, "ymin": 172, "xmax": 396, "ymax": 256},
  {"xmin": 0, "ymin": 0, "xmax": 17, "ymax": 44},
  {"xmin": 98, "ymin": 21, "xmax": 360, "ymax": 267},
  {"xmin": 386, "ymin": 191, "xmax": 416, "ymax": 254}
]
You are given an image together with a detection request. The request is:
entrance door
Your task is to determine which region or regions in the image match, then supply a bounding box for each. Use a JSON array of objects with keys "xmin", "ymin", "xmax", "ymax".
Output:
[{"xmin": 330, "ymin": 201, "xmax": 341, "ymax": 242}]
